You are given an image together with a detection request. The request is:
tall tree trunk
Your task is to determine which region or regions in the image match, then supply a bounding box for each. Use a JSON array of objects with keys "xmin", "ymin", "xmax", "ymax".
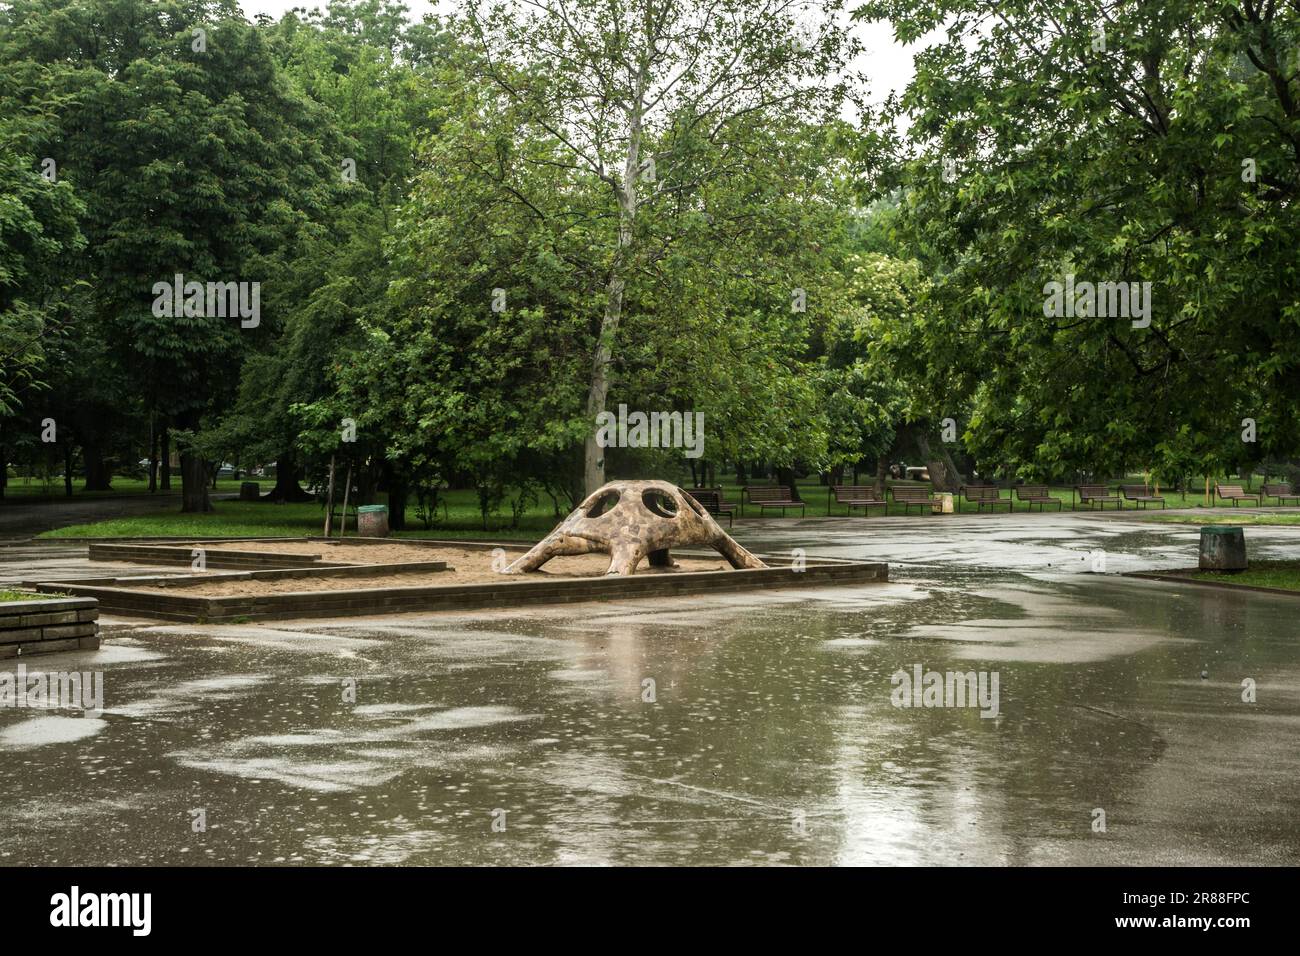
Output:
[
  {"xmin": 339, "ymin": 463, "xmax": 353, "ymax": 536},
  {"xmin": 177, "ymin": 414, "xmax": 210, "ymax": 513},
  {"xmin": 265, "ymin": 446, "xmax": 314, "ymax": 502},
  {"xmin": 775, "ymin": 466, "xmax": 801, "ymax": 499},
  {"xmin": 583, "ymin": 262, "xmax": 628, "ymax": 495},
  {"xmin": 181, "ymin": 451, "xmax": 212, "ymax": 513},
  {"xmin": 160, "ymin": 425, "xmax": 171, "ymax": 490},
  {"xmin": 148, "ymin": 417, "xmax": 158, "ymax": 493},
  {"xmin": 386, "ymin": 462, "xmax": 408, "ymax": 532},
  {"xmin": 63, "ymin": 446, "xmax": 74, "ymax": 497},
  {"xmin": 82, "ymin": 440, "xmax": 112, "ymax": 491},
  {"xmin": 323, "ymin": 456, "xmax": 336, "ymax": 537},
  {"xmin": 583, "ymin": 62, "xmax": 646, "ymax": 495},
  {"xmin": 915, "ymin": 431, "xmax": 962, "ymax": 493}
]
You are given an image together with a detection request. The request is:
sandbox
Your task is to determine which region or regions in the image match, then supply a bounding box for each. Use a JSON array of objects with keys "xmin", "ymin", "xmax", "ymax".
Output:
[{"xmin": 29, "ymin": 537, "xmax": 888, "ymax": 622}]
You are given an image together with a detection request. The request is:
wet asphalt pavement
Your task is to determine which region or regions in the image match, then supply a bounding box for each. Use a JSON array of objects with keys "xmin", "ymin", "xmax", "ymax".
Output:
[{"xmin": 1, "ymin": 513, "xmax": 1298, "ymax": 865}]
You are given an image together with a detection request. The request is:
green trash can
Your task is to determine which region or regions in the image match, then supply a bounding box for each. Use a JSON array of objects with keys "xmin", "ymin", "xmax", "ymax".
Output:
[
  {"xmin": 1199, "ymin": 525, "xmax": 1246, "ymax": 571},
  {"xmin": 357, "ymin": 504, "xmax": 389, "ymax": 538}
]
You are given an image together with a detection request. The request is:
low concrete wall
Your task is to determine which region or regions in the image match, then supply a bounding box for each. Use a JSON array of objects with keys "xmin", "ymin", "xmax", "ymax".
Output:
[
  {"xmin": 0, "ymin": 597, "xmax": 100, "ymax": 658},
  {"xmin": 89, "ymin": 543, "xmax": 328, "ymax": 569},
  {"xmin": 36, "ymin": 559, "xmax": 887, "ymax": 623},
  {"xmin": 29, "ymin": 560, "xmax": 449, "ymax": 590}
]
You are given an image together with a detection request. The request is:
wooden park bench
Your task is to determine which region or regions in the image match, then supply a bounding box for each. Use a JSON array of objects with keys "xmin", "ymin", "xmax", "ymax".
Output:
[
  {"xmin": 1120, "ymin": 484, "xmax": 1166, "ymax": 509},
  {"xmin": 1075, "ymin": 484, "xmax": 1123, "ymax": 510},
  {"xmin": 1015, "ymin": 484, "xmax": 1062, "ymax": 511},
  {"xmin": 742, "ymin": 484, "xmax": 805, "ymax": 517},
  {"xmin": 686, "ymin": 488, "xmax": 737, "ymax": 528},
  {"xmin": 959, "ymin": 484, "xmax": 1011, "ymax": 513},
  {"xmin": 1263, "ymin": 482, "xmax": 1300, "ymax": 506},
  {"xmin": 1215, "ymin": 483, "xmax": 1262, "ymax": 507},
  {"xmin": 890, "ymin": 484, "xmax": 933, "ymax": 515},
  {"xmin": 829, "ymin": 484, "xmax": 888, "ymax": 516}
]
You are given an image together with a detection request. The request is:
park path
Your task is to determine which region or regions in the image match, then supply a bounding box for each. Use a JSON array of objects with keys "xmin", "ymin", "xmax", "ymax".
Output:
[
  {"xmin": 2, "ymin": 513, "xmax": 1299, "ymax": 866},
  {"xmin": 733, "ymin": 509, "xmax": 1300, "ymax": 574}
]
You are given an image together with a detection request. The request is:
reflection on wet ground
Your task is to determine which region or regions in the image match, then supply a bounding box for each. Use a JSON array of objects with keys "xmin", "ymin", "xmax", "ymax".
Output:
[{"xmin": 1, "ymin": 514, "xmax": 1298, "ymax": 865}]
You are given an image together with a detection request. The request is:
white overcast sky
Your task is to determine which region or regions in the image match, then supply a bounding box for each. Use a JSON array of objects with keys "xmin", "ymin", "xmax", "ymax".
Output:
[{"xmin": 235, "ymin": 0, "xmax": 928, "ymax": 111}]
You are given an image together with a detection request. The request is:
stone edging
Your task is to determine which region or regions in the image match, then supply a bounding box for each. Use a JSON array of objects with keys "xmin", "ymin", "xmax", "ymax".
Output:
[
  {"xmin": 1124, "ymin": 570, "xmax": 1300, "ymax": 598},
  {"xmin": 31, "ymin": 550, "xmax": 887, "ymax": 623},
  {"xmin": 0, "ymin": 596, "xmax": 101, "ymax": 658}
]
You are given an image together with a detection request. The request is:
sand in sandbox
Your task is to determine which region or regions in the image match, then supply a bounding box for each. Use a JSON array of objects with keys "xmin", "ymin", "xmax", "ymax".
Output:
[
  {"xmin": 198, "ymin": 540, "xmax": 454, "ymax": 566},
  {"xmin": 145, "ymin": 543, "xmax": 733, "ymax": 595}
]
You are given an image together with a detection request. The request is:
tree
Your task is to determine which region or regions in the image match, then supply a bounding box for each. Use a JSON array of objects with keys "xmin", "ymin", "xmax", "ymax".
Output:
[
  {"xmin": 0, "ymin": 113, "xmax": 85, "ymax": 496},
  {"xmin": 333, "ymin": 37, "xmax": 870, "ymax": 523},
  {"xmin": 856, "ymin": 0, "xmax": 1300, "ymax": 481},
  {"xmin": 210, "ymin": 1, "xmax": 450, "ymax": 504},
  {"xmin": 824, "ymin": 250, "xmax": 930, "ymax": 486},
  {"xmin": 458, "ymin": 0, "xmax": 866, "ymax": 493},
  {"xmin": 1, "ymin": 0, "xmax": 349, "ymax": 510}
]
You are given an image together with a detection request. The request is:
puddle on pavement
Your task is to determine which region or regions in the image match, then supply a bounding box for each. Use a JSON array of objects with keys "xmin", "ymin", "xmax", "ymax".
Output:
[{"xmin": 3, "ymin": 522, "xmax": 1299, "ymax": 865}]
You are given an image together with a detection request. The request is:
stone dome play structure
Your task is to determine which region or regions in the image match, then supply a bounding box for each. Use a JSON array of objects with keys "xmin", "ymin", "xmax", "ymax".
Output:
[{"xmin": 498, "ymin": 479, "xmax": 768, "ymax": 576}]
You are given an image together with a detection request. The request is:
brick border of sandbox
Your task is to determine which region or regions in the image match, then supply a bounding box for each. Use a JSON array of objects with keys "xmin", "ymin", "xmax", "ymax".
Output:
[
  {"xmin": 87, "ymin": 542, "xmax": 341, "ymax": 569},
  {"xmin": 27, "ymin": 538, "xmax": 887, "ymax": 623},
  {"xmin": 0, "ymin": 596, "xmax": 100, "ymax": 658}
]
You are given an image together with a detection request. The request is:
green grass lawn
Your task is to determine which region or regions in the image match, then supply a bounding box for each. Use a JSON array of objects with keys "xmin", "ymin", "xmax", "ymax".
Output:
[
  {"xmin": 30, "ymin": 474, "xmax": 1300, "ymax": 540},
  {"xmin": 1177, "ymin": 560, "xmax": 1300, "ymax": 592},
  {"xmin": 3, "ymin": 477, "xmax": 249, "ymax": 499},
  {"xmin": 34, "ymin": 478, "xmax": 1026, "ymax": 539},
  {"xmin": 1144, "ymin": 511, "xmax": 1300, "ymax": 526},
  {"xmin": 38, "ymin": 502, "xmax": 328, "ymax": 539},
  {"xmin": 37, "ymin": 496, "xmax": 556, "ymax": 541},
  {"xmin": 0, "ymin": 589, "xmax": 63, "ymax": 602},
  {"xmin": 752, "ymin": 480, "xmax": 1286, "ymax": 516}
]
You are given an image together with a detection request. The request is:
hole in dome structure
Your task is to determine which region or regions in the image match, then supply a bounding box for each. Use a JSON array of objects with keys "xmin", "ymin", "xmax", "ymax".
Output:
[
  {"xmin": 642, "ymin": 490, "xmax": 679, "ymax": 518},
  {"xmin": 585, "ymin": 491, "xmax": 622, "ymax": 518}
]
